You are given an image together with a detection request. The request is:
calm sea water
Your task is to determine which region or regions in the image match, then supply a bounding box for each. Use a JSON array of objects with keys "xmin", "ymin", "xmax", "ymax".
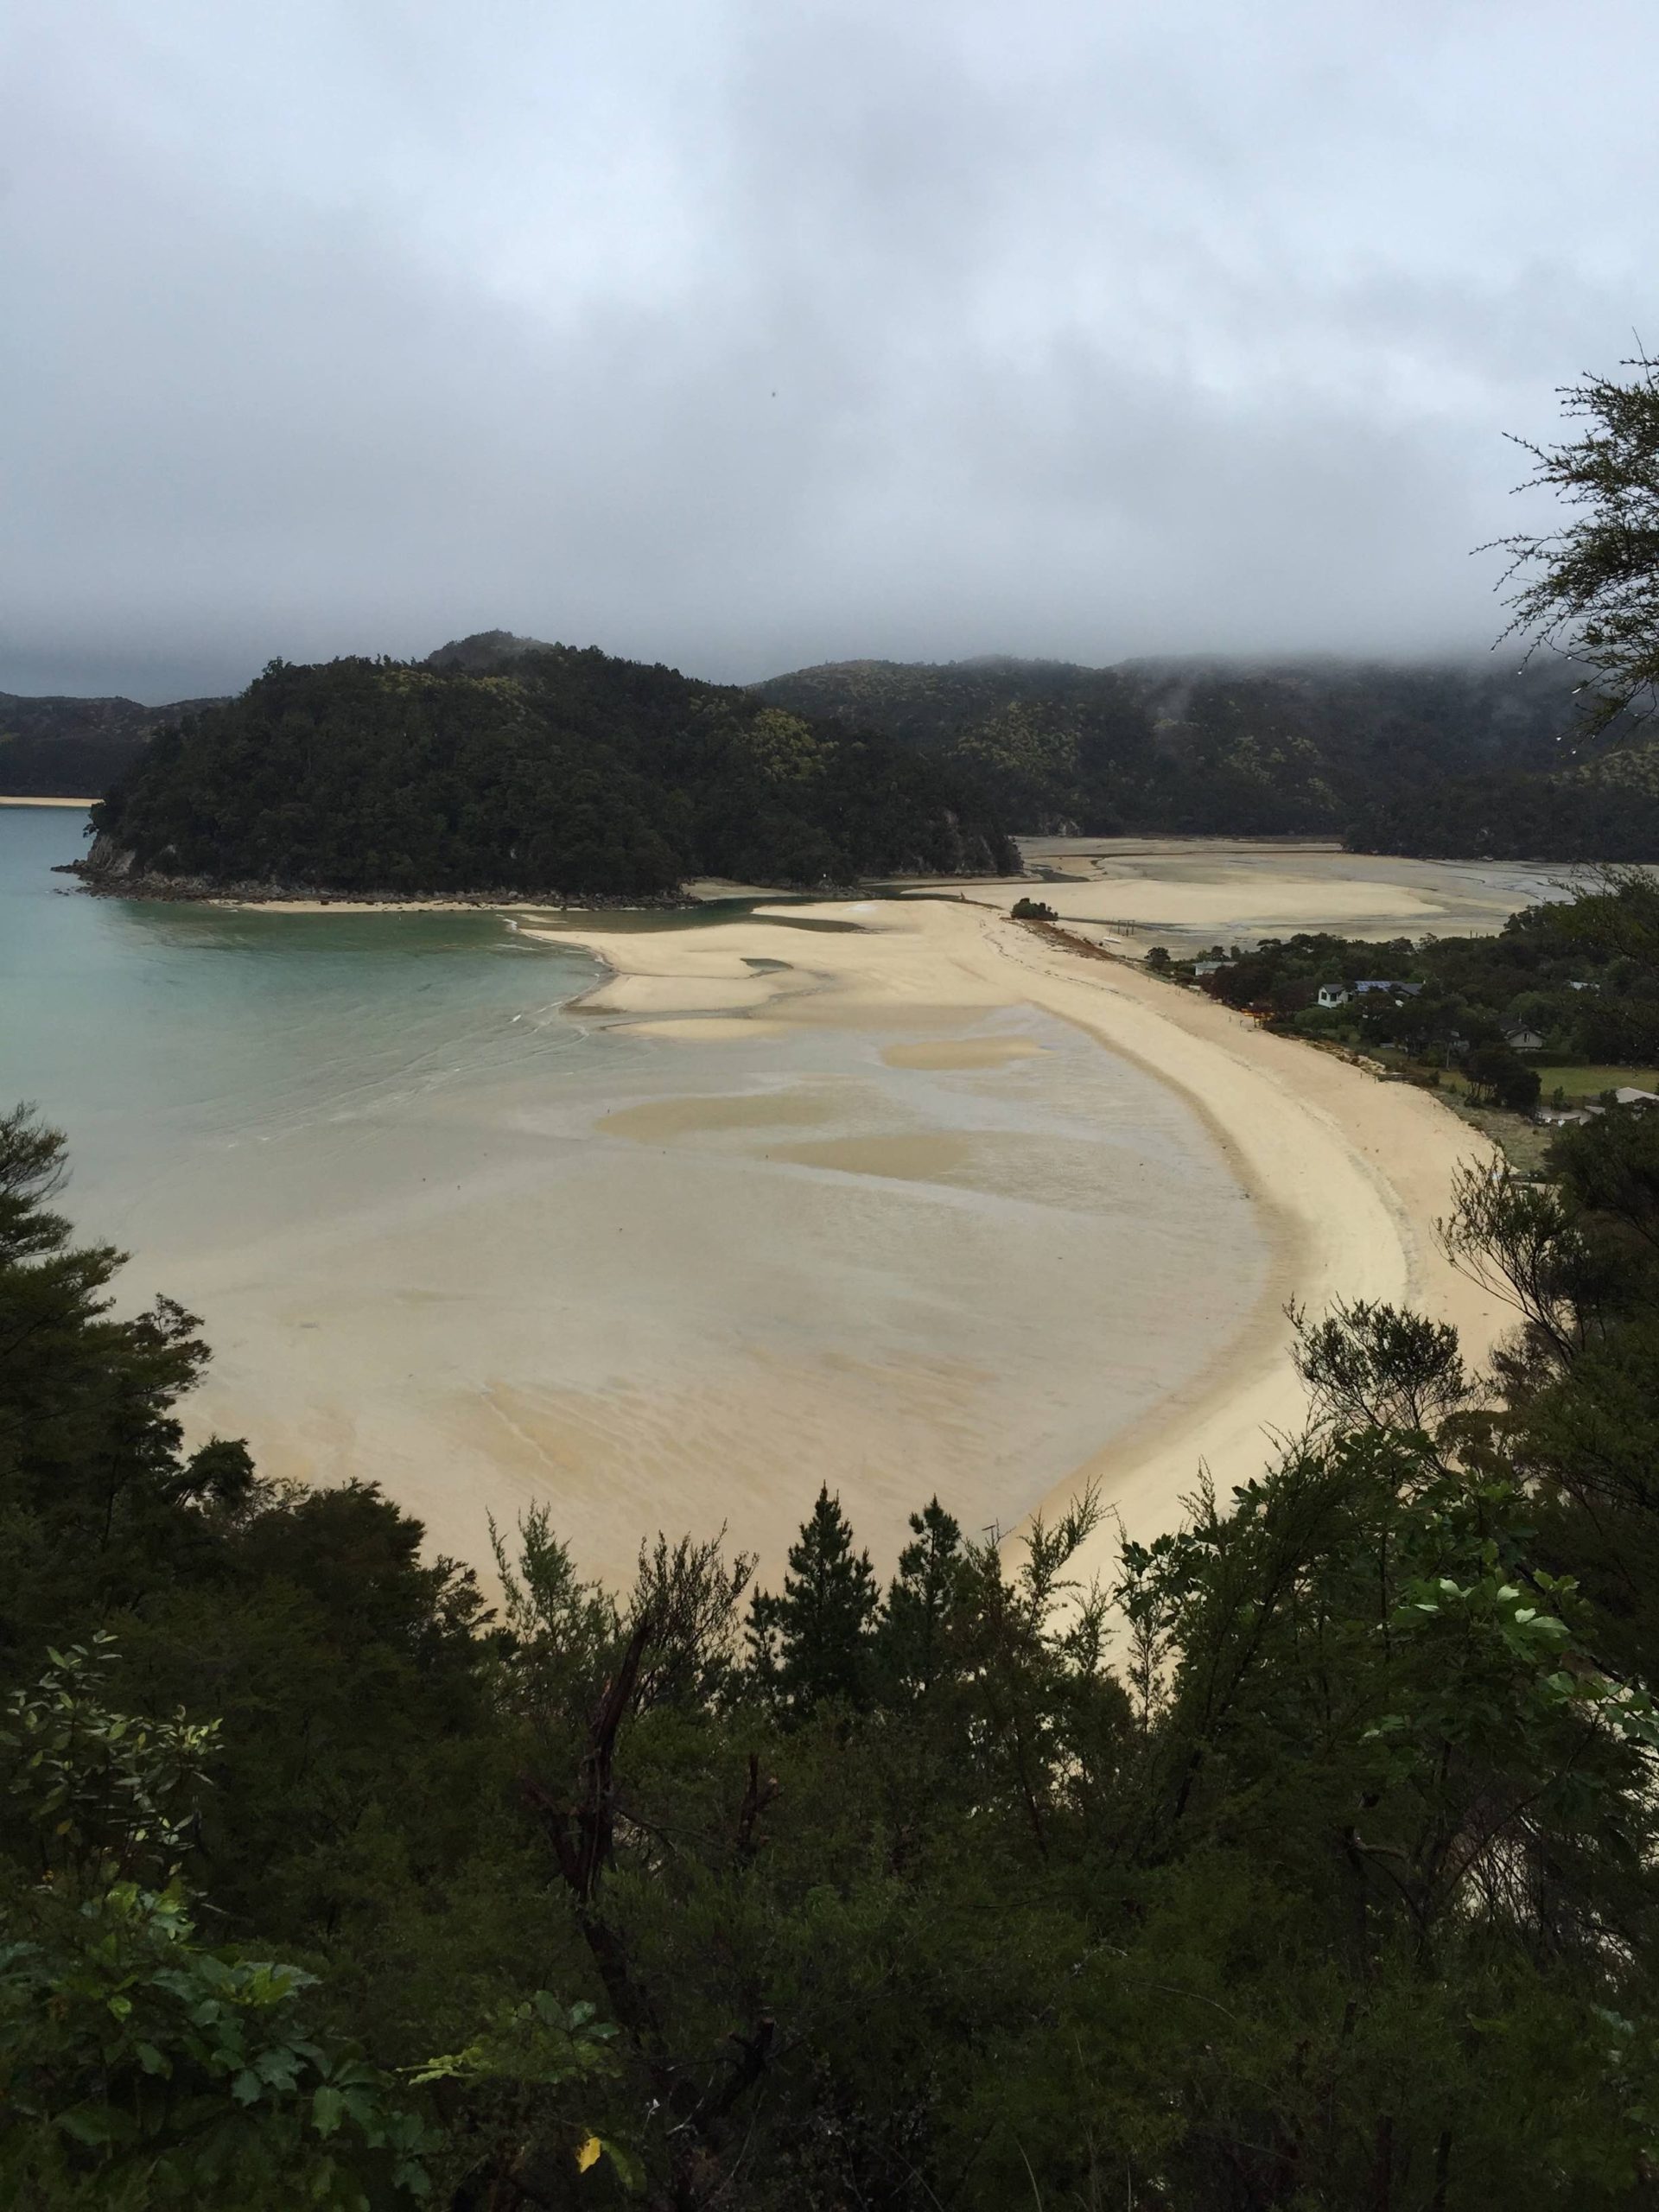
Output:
[
  {"xmin": 0, "ymin": 804, "xmax": 1268, "ymax": 1576},
  {"xmin": 0, "ymin": 805, "xmax": 603, "ymax": 1211}
]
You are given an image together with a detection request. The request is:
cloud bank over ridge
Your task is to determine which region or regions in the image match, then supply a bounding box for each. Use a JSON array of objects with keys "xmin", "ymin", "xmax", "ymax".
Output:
[{"xmin": 2, "ymin": 0, "xmax": 1655, "ymax": 699}]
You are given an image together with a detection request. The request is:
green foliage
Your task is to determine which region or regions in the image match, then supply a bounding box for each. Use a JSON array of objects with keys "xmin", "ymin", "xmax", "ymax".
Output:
[
  {"xmin": 1289, "ymin": 1296, "xmax": 1470, "ymax": 1436},
  {"xmin": 2, "ymin": 1638, "xmax": 218, "ymax": 1895},
  {"xmin": 0, "ymin": 1878, "xmax": 431, "ymax": 2209},
  {"xmin": 411, "ymin": 1994, "xmax": 638, "ymax": 2196},
  {"xmin": 747, "ymin": 1484, "xmax": 878, "ymax": 1713},
  {"xmin": 1493, "ymin": 352, "xmax": 1659, "ymax": 740},
  {"xmin": 17, "ymin": 841, "xmax": 1659, "ymax": 2204},
  {"xmin": 1467, "ymin": 1039, "xmax": 1543, "ymax": 1112},
  {"xmin": 755, "ymin": 651, "xmax": 1600, "ymax": 849},
  {"xmin": 88, "ymin": 649, "xmax": 1016, "ymax": 898},
  {"xmin": 1346, "ymin": 759, "xmax": 1659, "ymax": 861},
  {"xmin": 1193, "ymin": 898, "xmax": 1659, "ymax": 1087},
  {"xmin": 0, "ymin": 1652, "xmax": 429, "ymax": 2209}
]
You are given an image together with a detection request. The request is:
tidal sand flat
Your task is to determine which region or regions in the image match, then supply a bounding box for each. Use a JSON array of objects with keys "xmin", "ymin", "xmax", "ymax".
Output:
[
  {"xmin": 557, "ymin": 893, "xmax": 1513, "ymax": 1580},
  {"xmin": 999, "ymin": 836, "xmax": 1573, "ymax": 953},
  {"xmin": 3, "ymin": 807, "xmax": 1271, "ymax": 1581}
]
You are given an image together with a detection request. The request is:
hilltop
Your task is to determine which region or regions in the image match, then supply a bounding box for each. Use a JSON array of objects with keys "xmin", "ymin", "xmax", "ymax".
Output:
[{"xmin": 83, "ymin": 641, "xmax": 1016, "ymax": 898}]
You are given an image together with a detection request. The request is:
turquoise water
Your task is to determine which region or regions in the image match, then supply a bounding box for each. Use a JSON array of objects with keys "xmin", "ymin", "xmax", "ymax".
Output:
[{"xmin": 1, "ymin": 806, "xmax": 602, "ymax": 1213}]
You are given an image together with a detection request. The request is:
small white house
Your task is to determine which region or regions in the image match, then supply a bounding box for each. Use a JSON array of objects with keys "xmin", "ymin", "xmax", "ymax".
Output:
[
  {"xmin": 1317, "ymin": 984, "xmax": 1350, "ymax": 1009},
  {"xmin": 1504, "ymin": 1027, "xmax": 1547, "ymax": 1052},
  {"xmin": 1193, "ymin": 959, "xmax": 1230, "ymax": 977},
  {"xmin": 1612, "ymin": 1087, "xmax": 1659, "ymax": 1110}
]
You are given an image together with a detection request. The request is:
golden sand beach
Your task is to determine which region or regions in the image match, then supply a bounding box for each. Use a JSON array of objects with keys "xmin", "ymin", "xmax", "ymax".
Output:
[{"xmin": 540, "ymin": 886, "xmax": 1510, "ymax": 1579}]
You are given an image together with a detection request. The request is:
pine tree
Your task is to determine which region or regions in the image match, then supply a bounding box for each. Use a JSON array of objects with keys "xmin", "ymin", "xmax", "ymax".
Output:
[
  {"xmin": 874, "ymin": 1497, "xmax": 964, "ymax": 1703},
  {"xmin": 747, "ymin": 1486, "xmax": 878, "ymax": 1713}
]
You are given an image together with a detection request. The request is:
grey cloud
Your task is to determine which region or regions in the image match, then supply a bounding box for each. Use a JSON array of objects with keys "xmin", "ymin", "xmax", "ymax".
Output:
[{"xmin": 2, "ymin": 0, "xmax": 1655, "ymax": 701}]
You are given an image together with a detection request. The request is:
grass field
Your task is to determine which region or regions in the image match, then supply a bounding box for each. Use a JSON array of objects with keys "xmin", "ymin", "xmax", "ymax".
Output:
[
  {"xmin": 1365, "ymin": 1047, "xmax": 1658, "ymax": 1105},
  {"xmin": 1536, "ymin": 1065, "xmax": 1659, "ymax": 1100}
]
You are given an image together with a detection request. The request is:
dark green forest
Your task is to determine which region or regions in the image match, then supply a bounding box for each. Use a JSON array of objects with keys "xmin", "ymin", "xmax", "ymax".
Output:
[
  {"xmin": 22, "ymin": 632, "xmax": 1659, "ymax": 865},
  {"xmin": 23, "ymin": 639, "xmax": 1659, "ymax": 865},
  {"xmin": 12, "ymin": 874, "xmax": 1659, "ymax": 2206},
  {"xmin": 84, "ymin": 643, "xmax": 1015, "ymax": 898},
  {"xmin": 754, "ymin": 652, "xmax": 1659, "ymax": 855},
  {"xmin": 0, "ymin": 694, "xmax": 223, "ymax": 803},
  {"xmin": 1344, "ymin": 753, "xmax": 1659, "ymax": 862}
]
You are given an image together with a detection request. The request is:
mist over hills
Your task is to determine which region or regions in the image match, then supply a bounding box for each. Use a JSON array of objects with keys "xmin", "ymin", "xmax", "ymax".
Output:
[
  {"xmin": 753, "ymin": 652, "xmax": 1624, "ymax": 850},
  {"xmin": 16, "ymin": 630, "xmax": 1659, "ymax": 861}
]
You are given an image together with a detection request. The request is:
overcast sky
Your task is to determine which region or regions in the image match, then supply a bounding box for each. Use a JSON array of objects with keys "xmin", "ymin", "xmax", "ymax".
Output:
[{"xmin": 2, "ymin": 0, "xmax": 1655, "ymax": 701}]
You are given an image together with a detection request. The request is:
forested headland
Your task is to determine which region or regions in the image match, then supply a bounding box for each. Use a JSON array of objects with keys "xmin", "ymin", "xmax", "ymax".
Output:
[
  {"xmin": 80, "ymin": 639, "xmax": 1016, "ymax": 899},
  {"xmin": 11, "ymin": 870, "xmax": 1659, "ymax": 2206}
]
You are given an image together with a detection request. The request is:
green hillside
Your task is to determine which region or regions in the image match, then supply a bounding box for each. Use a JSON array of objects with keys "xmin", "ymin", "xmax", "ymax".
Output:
[
  {"xmin": 754, "ymin": 652, "xmax": 1633, "ymax": 849},
  {"xmin": 0, "ymin": 690, "xmax": 224, "ymax": 798},
  {"xmin": 86, "ymin": 641, "xmax": 1016, "ymax": 897}
]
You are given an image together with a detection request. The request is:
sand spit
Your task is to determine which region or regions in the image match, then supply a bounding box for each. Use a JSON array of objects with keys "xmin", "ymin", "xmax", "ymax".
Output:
[{"xmin": 556, "ymin": 896, "xmax": 1509, "ymax": 1576}]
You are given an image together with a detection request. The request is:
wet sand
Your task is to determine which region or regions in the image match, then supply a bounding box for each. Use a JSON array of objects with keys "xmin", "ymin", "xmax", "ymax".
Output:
[
  {"xmin": 549, "ymin": 893, "xmax": 1510, "ymax": 1578},
  {"xmin": 881, "ymin": 1037, "xmax": 1047, "ymax": 1071}
]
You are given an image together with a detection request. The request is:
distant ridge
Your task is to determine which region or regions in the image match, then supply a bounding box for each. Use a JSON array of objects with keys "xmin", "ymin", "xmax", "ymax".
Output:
[
  {"xmin": 0, "ymin": 690, "xmax": 227, "ymax": 799},
  {"xmin": 19, "ymin": 634, "xmax": 1659, "ymax": 857},
  {"xmin": 750, "ymin": 652, "xmax": 1659, "ymax": 856}
]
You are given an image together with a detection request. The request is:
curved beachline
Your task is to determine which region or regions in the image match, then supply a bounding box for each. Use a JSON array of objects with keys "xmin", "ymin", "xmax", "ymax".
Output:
[{"xmin": 541, "ymin": 897, "xmax": 1510, "ymax": 1567}]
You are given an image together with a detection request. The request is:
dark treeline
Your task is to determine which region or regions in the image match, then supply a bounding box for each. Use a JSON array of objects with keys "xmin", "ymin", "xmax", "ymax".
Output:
[
  {"xmin": 0, "ymin": 693, "xmax": 226, "ymax": 801},
  {"xmin": 84, "ymin": 640, "xmax": 1015, "ymax": 898},
  {"xmin": 11, "ymin": 878, "xmax": 1659, "ymax": 2205},
  {"xmin": 1344, "ymin": 760, "xmax": 1659, "ymax": 862},
  {"xmin": 753, "ymin": 652, "xmax": 1659, "ymax": 852},
  {"xmin": 26, "ymin": 637, "xmax": 1659, "ymax": 865},
  {"xmin": 24, "ymin": 641, "xmax": 1656, "ymax": 867}
]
